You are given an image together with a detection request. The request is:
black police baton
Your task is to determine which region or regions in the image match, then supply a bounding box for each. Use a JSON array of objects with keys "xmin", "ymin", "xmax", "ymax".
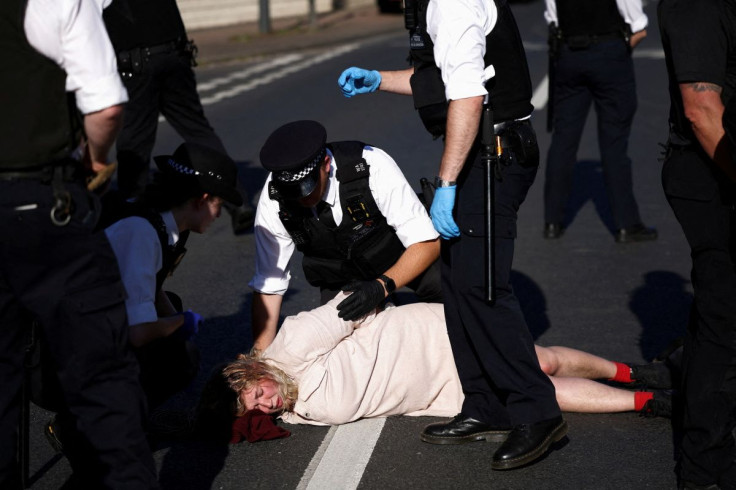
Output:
[{"xmin": 481, "ymin": 105, "xmax": 496, "ymax": 304}]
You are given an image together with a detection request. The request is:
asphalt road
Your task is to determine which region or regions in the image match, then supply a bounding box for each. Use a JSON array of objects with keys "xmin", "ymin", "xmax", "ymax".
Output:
[{"xmin": 27, "ymin": 0, "xmax": 689, "ymax": 488}]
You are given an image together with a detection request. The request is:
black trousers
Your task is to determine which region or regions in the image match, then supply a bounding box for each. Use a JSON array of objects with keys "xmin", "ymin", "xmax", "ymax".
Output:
[
  {"xmin": 545, "ymin": 39, "xmax": 642, "ymax": 230},
  {"xmin": 443, "ymin": 142, "xmax": 560, "ymax": 426},
  {"xmin": 116, "ymin": 49, "xmax": 226, "ymax": 198},
  {"xmin": 136, "ymin": 291, "xmax": 200, "ymax": 410},
  {"xmin": 662, "ymin": 146, "xmax": 736, "ymax": 487},
  {"xmin": 0, "ymin": 179, "xmax": 158, "ymax": 489}
]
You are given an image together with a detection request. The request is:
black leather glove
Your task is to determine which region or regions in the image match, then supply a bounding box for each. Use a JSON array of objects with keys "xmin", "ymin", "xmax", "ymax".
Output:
[{"xmin": 336, "ymin": 279, "xmax": 386, "ymax": 320}]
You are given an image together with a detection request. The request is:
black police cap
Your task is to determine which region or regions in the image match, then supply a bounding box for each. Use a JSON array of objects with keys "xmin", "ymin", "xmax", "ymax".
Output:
[
  {"xmin": 153, "ymin": 142, "xmax": 243, "ymax": 206},
  {"xmin": 260, "ymin": 120, "xmax": 327, "ymax": 199}
]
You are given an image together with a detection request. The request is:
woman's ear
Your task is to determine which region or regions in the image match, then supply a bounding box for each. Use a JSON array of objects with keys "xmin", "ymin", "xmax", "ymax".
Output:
[{"xmin": 192, "ymin": 193, "xmax": 210, "ymax": 208}]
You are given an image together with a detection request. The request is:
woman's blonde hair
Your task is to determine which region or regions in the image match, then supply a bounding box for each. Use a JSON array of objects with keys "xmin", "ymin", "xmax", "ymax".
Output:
[{"xmin": 222, "ymin": 351, "xmax": 298, "ymax": 415}]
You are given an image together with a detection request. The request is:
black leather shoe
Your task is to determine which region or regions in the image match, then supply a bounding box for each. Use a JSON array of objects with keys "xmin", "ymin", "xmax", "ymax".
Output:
[
  {"xmin": 614, "ymin": 224, "xmax": 657, "ymax": 243},
  {"xmin": 421, "ymin": 414, "xmax": 511, "ymax": 445},
  {"xmin": 543, "ymin": 223, "xmax": 565, "ymax": 239},
  {"xmin": 491, "ymin": 416, "xmax": 567, "ymax": 470}
]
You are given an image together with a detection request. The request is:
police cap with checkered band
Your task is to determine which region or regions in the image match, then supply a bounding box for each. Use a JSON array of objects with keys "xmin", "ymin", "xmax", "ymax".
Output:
[
  {"xmin": 259, "ymin": 120, "xmax": 327, "ymax": 200},
  {"xmin": 153, "ymin": 142, "xmax": 243, "ymax": 206}
]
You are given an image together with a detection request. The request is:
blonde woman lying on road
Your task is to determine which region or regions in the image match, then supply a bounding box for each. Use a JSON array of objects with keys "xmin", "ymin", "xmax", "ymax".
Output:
[{"xmin": 200, "ymin": 293, "xmax": 672, "ymax": 442}]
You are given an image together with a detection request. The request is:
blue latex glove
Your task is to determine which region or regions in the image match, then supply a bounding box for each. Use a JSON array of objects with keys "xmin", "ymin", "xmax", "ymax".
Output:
[
  {"xmin": 430, "ymin": 185, "xmax": 460, "ymax": 239},
  {"xmin": 337, "ymin": 67, "xmax": 382, "ymax": 98},
  {"xmin": 174, "ymin": 310, "xmax": 203, "ymax": 341}
]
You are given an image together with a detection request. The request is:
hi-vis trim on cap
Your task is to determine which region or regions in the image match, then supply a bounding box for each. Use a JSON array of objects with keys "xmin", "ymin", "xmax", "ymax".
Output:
[
  {"xmin": 167, "ymin": 158, "xmax": 224, "ymax": 181},
  {"xmin": 275, "ymin": 148, "xmax": 326, "ymax": 182}
]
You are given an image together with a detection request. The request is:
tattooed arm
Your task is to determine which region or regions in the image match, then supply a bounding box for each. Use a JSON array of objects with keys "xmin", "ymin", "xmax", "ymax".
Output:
[{"xmin": 680, "ymin": 81, "xmax": 736, "ymax": 181}]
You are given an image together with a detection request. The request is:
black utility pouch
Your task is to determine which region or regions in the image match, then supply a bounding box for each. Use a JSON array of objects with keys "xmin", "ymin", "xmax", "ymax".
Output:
[
  {"xmin": 501, "ymin": 122, "xmax": 540, "ymax": 168},
  {"xmin": 410, "ymin": 66, "xmax": 448, "ymax": 139}
]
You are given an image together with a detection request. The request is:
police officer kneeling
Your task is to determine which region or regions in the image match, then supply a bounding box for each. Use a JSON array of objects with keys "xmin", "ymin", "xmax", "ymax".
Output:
[{"xmin": 250, "ymin": 120, "xmax": 441, "ymax": 350}]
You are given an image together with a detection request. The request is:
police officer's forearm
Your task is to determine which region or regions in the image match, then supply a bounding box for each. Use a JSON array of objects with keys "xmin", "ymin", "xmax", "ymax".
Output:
[
  {"xmin": 155, "ymin": 289, "xmax": 178, "ymax": 317},
  {"xmin": 252, "ymin": 292, "xmax": 283, "ymax": 351},
  {"xmin": 629, "ymin": 29, "xmax": 646, "ymax": 49},
  {"xmin": 128, "ymin": 314, "xmax": 185, "ymax": 348},
  {"xmin": 83, "ymin": 104, "xmax": 124, "ymax": 173},
  {"xmin": 382, "ymin": 238, "xmax": 440, "ymax": 290},
  {"xmin": 680, "ymin": 82, "xmax": 736, "ymax": 182},
  {"xmin": 438, "ymin": 96, "xmax": 484, "ymax": 182},
  {"xmin": 377, "ymin": 68, "xmax": 414, "ymax": 95}
]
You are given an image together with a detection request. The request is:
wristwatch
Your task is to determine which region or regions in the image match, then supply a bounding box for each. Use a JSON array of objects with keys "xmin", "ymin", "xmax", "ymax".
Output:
[
  {"xmin": 378, "ymin": 274, "xmax": 396, "ymax": 294},
  {"xmin": 434, "ymin": 177, "xmax": 456, "ymax": 188}
]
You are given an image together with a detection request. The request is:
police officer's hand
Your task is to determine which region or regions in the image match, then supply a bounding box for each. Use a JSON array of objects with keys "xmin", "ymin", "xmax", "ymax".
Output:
[
  {"xmin": 336, "ymin": 280, "xmax": 386, "ymax": 320},
  {"xmin": 337, "ymin": 67, "xmax": 382, "ymax": 98},
  {"xmin": 430, "ymin": 185, "xmax": 460, "ymax": 239},
  {"xmin": 174, "ymin": 310, "xmax": 203, "ymax": 341}
]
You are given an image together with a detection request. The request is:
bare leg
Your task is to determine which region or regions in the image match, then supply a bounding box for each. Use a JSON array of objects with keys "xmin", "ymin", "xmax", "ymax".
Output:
[
  {"xmin": 536, "ymin": 345, "xmax": 617, "ymax": 380},
  {"xmin": 549, "ymin": 376, "xmax": 635, "ymax": 413}
]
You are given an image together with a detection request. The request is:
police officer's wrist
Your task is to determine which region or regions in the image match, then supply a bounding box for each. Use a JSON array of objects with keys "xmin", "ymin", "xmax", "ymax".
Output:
[
  {"xmin": 434, "ymin": 177, "xmax": 456, "ymax": 188},
  {"xmin": 378, "ymin": 274, "xmax": 396, "ymax": 295}
]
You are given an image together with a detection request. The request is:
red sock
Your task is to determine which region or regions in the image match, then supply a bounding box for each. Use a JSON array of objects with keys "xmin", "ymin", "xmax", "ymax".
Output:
[
  {"xmin": 608, "ymin": 362, "xmax": 633, "ymax": 383},
  {"xmin": 635, "ymin": 391, "xmax": 654, "ymax": 411}
]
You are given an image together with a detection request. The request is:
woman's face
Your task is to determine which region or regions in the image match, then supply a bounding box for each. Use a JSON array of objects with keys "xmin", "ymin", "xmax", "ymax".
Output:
[
  {"xmin": 239, "ymin": 379, "xmax": 283, "ymax": 414},
  {"xmin": 191, "ymin": 195, "xmax": 223, "ymax": 233}
]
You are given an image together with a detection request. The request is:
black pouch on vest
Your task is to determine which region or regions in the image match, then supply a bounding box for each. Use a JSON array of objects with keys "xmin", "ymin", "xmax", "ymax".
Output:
[
  {"xmin": 410, "ymin": 66, "xmax": 448, "ymax": 138},
  {"xmin": 500, "ymin": 122, "xmax": 540, "ymax": 168},
  {"xmin": 347, "ymin": 221, "xmax": 405, "ymax": 279}
]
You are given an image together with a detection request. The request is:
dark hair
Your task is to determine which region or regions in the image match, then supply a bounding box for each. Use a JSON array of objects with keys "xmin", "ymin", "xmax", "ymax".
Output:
[
  {"xmin": 192, "ymin": 363, "xmax": 238, "ymax": 443},
  {"xmin": 140, "ymin": 171, "xmax": 206, "ymax": 212}
]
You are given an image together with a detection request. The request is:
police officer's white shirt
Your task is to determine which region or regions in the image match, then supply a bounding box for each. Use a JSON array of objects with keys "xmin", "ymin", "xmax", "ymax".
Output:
[
  {"xmin": 426, "ymin": 0, "xmax": 498, "ymax": 103},
  {"xmin": 24, "ymin": 0, "xmax": 128, "ymax": 115},
  {"xmin": 250, "ymin": 146, "xmax": 439, "ymax": 296},
  {"xmin": 543, "ymin": 0, "xmax": 648, "ymax": 33},
  {"xmin": 105, "ymin": 212, "xmax": 180, "ymax": 326}
]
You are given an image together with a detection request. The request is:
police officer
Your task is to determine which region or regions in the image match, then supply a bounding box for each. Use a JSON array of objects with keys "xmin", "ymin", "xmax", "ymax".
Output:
[
  {"xmin": 102, "ymin": 0, "xmax": 255, "ymax": 234},
  {"xmin": 338, "ymin": 0, "xmax": 565, "ymax": 470},
  {"xmin": 0, "ymin": 0, "xmax": 157, "ymax": 488},
  {"xmin": 542, "ymin": 0, "xmax": 656, "ymax": 242},
  {"xmin": 659, "ymin": 0, "xmax": 736, "ymax": 487},
  {"xmin": 250, "ymin": 120, "xmax": 441, "ymax": 350},
  {"xmin": 105, "ymin": 143, "xmax": 243, "ymax": 409}
]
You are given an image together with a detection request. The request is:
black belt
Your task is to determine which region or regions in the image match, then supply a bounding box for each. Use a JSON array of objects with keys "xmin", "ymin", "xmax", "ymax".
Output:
[
  {"xmin": 563, "ymin": 31, "xmax": 623, "ymax": 49},
  {"xmin": 142, "ymin": 40, "xmax": 180, "ymax": 57},
  {"xmin": 116, "ymin": 40, "xmax": 181, "ymax": 66},
  {"xmin": 0, "ymin": 161, "xmax": 78, "ymax": 182}
]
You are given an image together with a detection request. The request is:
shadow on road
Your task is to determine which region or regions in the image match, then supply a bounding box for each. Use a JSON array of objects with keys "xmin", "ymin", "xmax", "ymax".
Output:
[
  {"xmin": 629, "ymin": 270, "xmax": 691, "ymax": 361},
  {"xmin": 512, "ymin": 270, "xmax": 551, "ymax": 340},
  {"xmin": 563, "ymin": 159, "xmax": 617, "ymax": 235}
]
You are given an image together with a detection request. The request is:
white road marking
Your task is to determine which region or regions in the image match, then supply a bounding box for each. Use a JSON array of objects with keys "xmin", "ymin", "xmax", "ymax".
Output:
[
  {"xmin": 196, "ymin": 53, "xmax": 304, "ymax": 92},
  {"xmin": 531, "ymin": 74, "xmax": 550, "ymax": 111},
  {"xmin": 297, "ymin": 418, "xmax": 386, "ymax": 490},
  {"xmin": 199, "ymin": 43, "xmax": 361, "ymax": 106}
]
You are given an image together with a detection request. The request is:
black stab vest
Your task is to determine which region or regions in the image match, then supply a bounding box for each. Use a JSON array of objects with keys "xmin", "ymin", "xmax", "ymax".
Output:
[
  {"xmin": 408, "ymin": 0, "xmax": 533, "ymax": 138},
  {"xmin": 0, "ymin": 0, "xmax": 76, "ymax": 168},
  {"xmin": 270, "ymin": 141, "xmax": 405, "ymax": 288},
  {"xmin": 555, "ymin": 0, "xmax": 626, "ymax": 37},
  {"xmin": 103, "ymin": 0, "xmax": 187, "ymax": 51}
]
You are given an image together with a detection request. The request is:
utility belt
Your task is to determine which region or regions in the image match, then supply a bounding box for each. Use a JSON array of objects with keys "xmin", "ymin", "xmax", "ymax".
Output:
[
  {"xmin": 0, "ymin": 158, "xmax": 82, "ymax": 226},
  {"xmin": 484, "ymin": 118, "xmax": 540, "ymax": 172},
  {"xmin": 0, "ymin": 159, "xmax": 79, "ymax": 183},
  {"xmin": 562, "ymin": 31, "xmax": 625, "ymax": 50},
  {"xmin": 117, "ymin": 38, "xmax": 198, "ymax": 80}
]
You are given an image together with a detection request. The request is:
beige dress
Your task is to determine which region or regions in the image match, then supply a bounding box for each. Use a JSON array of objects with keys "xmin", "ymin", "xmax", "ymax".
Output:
[{"xmin": 264, "ymin": 294, "xmax": 463, "ymax": 426}]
